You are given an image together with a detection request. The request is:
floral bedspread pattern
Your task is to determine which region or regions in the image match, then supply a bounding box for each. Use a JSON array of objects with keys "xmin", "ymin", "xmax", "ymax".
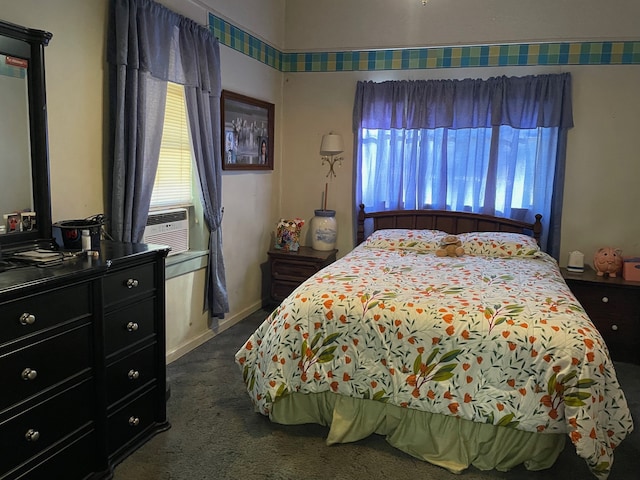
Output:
[{"xmin": 236, "ymin": 239, "xmax": 633, "ymax": 479}]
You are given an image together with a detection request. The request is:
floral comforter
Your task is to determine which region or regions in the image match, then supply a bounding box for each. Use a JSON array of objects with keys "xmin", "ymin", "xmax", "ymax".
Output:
[{"xmin": 236, "ymin": 230, "xmax": 633, "ymax": 479}]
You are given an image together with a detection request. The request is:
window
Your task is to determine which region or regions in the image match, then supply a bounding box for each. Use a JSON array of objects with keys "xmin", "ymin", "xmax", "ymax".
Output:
[
  {"xmin": 360, "ymin": 125, "xmax": 556, "ymax": 217},
  {"xmin": 150, "ymin": 82, "xmax": 193, "ymax": 208},
  {"xmin": 354, "ymin": 75, "xmax": 573, "ymax": 254},
  {"xmin": 148, "ymin": 82, "xmax": 210, "ymax": 258}
]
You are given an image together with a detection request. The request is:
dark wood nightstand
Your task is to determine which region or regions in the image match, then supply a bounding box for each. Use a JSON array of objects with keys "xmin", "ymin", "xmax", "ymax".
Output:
[
  {"xmin": 562, "ymin": 266, "xmax": 640, "ymax": 364},
  {"xmin": 267, "ymin": 246, "xmax": 337, "ymax": 304}
]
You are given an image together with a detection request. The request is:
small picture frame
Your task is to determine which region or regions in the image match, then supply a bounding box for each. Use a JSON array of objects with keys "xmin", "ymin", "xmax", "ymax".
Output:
[
  {"xmin": 4, "ymin": 213, "xmax": 21, "ymax": 232},
  {"xmin": 221, "ymin": 90, "xmax": 274, "ymax": 171},
  {"xmin": 21, "ymin": 211, "xmax": 36, "ymax": 231}
]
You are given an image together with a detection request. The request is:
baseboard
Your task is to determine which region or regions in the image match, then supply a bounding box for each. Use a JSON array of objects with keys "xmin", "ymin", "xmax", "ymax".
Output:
[
  {"xmin": 165, "ymin": 299, "xmax": 266, "ymax": 364},
  {"xmin": 166, "ymin": 330, "xmax": 215, "ymax": 364}
]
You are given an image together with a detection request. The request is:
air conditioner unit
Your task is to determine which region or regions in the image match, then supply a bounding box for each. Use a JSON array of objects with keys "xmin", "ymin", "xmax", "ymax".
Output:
[{"xmin": 143, "ymin": 208, "xmax": 189, "ymax": 256}]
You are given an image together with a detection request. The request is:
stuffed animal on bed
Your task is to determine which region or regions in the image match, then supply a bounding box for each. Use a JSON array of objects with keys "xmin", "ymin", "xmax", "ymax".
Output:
[{"xmin": 436, "ymin": 235, "xmax": 465, "ymax": 257}]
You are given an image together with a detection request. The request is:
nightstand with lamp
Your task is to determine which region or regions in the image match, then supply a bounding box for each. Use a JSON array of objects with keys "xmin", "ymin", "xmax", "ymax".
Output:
[{"xmin": 267, "ymin": 132, "xmax": 343, "ymax": 305}]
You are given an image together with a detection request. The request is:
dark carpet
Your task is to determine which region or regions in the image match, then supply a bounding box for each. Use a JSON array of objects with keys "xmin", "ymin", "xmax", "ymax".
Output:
[{"xmin": 113, "ymin": 308, "xmax": 639, "ymax": 480}]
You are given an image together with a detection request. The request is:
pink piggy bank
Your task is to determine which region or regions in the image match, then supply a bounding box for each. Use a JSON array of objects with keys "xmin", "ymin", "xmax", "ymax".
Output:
[{"xmin": 593, "ymin": 247, "xmax": 623, "ymax": 277}]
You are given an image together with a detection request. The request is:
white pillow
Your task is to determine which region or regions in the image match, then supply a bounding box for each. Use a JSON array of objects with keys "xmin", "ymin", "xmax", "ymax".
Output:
[{"xmin": 459, "ymin": 231, "xmax": 542, "ymax": 258}]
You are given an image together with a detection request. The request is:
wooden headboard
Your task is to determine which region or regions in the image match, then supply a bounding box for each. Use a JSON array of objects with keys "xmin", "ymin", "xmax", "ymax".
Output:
[{"xmin": 356, "ymin": 204, "xmax": 542, "ymax": 245}]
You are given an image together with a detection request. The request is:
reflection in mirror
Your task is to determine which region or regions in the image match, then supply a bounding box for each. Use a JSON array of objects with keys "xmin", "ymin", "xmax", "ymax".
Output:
[
  {"xmin": 0, "ymin": 53, "xmax": 32, "ymax": 221},
  {"xmin": 0, "ymin": 19, "xmax": 52, "ymax": 248}
]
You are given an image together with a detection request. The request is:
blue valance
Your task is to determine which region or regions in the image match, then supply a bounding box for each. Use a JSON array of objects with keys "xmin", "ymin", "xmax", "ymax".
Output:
[
  {"xmin": 107, "ymin": 0, "xmax": 219, "ymax": 94},
  {"xmin": 353, "ymin": 74, "xmax": 573, "ymax": 131}
]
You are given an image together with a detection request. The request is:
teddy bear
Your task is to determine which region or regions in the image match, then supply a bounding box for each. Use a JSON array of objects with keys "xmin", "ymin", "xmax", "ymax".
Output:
[{"xmin": 436, "ymin": 234, "xmax": 464, "ymax": 257}]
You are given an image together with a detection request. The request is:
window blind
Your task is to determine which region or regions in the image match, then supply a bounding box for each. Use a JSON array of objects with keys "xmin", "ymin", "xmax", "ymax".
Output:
[{"xmin": 150, "ymin": 82, "xmax": 193, "ymax": 208}]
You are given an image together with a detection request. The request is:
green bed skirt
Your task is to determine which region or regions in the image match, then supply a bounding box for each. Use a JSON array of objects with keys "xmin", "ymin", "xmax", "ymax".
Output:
[{"xmin": 270, "ymin": 392, "xmax": 566, "ymax": 474}]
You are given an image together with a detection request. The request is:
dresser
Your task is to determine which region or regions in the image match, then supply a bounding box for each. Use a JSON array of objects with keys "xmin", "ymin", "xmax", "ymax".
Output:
[
  {"xmin": 0, "ymin": 241, "xmax": 169, "ymax": 479},
  {"xmin": 562, "ymin": 266, "xmax": 640, "ymax": 364},
  {"xmin": 267, "ymin": 246, "xmax": 337, "ymax": 303}
]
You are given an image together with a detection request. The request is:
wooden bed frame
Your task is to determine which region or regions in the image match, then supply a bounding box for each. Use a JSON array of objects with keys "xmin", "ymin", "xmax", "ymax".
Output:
[{"xmin": 356, "ymin": 204, "xmax": 543, "ymax": 245}]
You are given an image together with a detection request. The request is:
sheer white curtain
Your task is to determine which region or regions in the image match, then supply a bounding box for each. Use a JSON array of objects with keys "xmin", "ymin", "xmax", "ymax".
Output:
[{"xmin": 353, "ymin": 75, "xmax": 573, "ymax": 257}]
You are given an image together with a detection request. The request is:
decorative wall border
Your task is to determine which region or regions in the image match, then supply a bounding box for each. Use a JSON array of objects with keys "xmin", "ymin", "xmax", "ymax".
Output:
[{"xmin": 209, "ymin": 13, "xmax": 640, "ymax": 72}]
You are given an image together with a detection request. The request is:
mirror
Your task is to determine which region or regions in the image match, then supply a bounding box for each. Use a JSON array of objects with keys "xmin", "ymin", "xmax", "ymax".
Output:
[{"xmin": 0, "ymin": 19, "xmax": 52, "ymax": 249}]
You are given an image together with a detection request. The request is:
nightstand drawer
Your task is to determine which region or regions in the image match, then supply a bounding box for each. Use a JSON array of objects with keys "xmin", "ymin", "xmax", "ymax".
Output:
[
  {"xmin": 272, "ymin": 259, "xmax": 319, "ymax": 281},
  {"xmin": 564, "ymin": 267, "xmax": 640, "ymax": 364},
  {"xmin": 571, "ymin": 284, "xmax": 639, "ymax": 320},
  {"xmin": 570, "ymin": 283, "xmax": 640, "ymax": 363},
  {"xmin": 267, "ymin": 246, "xmax": 337, "ymax": 304},
  {"xmin": 271, "ymin": 280, "xmax": 301, "ymax": 303}
]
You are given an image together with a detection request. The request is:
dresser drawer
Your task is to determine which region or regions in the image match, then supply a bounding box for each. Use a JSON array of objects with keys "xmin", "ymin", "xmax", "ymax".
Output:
[
  {"xmin": 103, "ymin": 264, "xmax": 156, "ymax": 307},
  {"xmin": 0, "ymin": 324, "xmax": 92, "ymax": 412},
  {"xmin": 0, "ymin": 283, "xmax": 91, "ymax": 347},
  {"xmin": 271, "ymin": 259, "xmax": 318, "ymax": 282},
  {"xmin": 104, "ymin": 297, "xmax": 156, "ymax": 356},
  {"xmin": 0, "ymin": 378, "xmax": 94, "ymax": 477},
  {"xmin": 107, "ymin": 387, "xmax": 158, "ymax": 455},
  {"xmin": 8, "ymin": 428, "xmax": 97, "ymax": 480},
  {"xmin": 106, "ymin": 343, "xmax": 157, "ymax": 405}
]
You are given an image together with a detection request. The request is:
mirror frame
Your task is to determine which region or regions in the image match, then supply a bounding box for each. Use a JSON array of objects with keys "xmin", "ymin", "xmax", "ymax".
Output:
[{"xmin": 0, "ymin": 19, "xmax": 52, "ymax": 249}]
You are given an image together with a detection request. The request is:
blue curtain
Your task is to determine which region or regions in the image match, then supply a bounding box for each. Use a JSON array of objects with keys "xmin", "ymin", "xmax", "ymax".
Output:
[
  {"xmin": 107, "ymin": 0, "xmax": 229, "ymax": 317},
  {"xmin": 353, "ymin": 74, "xmax": 573, "ymax": 257}
]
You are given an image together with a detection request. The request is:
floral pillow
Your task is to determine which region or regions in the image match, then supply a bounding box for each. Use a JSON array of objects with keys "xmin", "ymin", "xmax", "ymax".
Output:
[
  {"xmin": 363, "ymin": 229, "xmax": 446, "ymax": 252},
  {"xmin": 459, "ymin": 231, "xmax": 542, "ymax": 258}
]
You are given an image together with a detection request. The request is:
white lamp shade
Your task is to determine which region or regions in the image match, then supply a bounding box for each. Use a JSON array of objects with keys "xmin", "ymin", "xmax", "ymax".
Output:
[{"xmin": 320, "ymin": 134, "xmax": 344, "ymax": 155}]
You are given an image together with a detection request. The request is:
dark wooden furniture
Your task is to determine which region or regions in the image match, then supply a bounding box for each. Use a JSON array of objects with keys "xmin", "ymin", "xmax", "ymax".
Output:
[
  {"xmin": 356, "ymin": 204, "xmax": 543, "ymax": 245},
  {"xmin": 0, "ymin": 19, "xmax": 53, "ymax": 249},
  {"xmin": 0, "ymin": 242, "xmax": 169, "ymax": 479},
  {"xmin": 562, "ymin": 266, "xmax": 640, "ymax": 364},
  {"xmin": 267, "ymin": 246, "xmax": 337, "ymax": 303}
]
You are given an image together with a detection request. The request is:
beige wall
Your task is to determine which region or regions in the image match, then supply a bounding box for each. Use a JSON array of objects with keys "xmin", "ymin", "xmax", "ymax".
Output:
[{"xmin": 285, "ymin": 0, "xmax": 640, "ymax": 50}]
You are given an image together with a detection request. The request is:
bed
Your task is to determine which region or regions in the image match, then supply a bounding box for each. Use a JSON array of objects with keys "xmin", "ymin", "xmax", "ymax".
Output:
[{"xmin": 235, "ymin": 207, "xmax": 633, "ymax": 479}]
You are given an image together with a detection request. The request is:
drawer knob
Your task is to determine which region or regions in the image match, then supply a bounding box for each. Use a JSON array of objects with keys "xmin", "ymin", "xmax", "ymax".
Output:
[
  {"xmin": 19, "ymin": 313, "xmax": 36, "ymax": 326},
  {"xmin": 25, "ymin": 429, "xmax": 40, "ymax": 442},
  {"xmin": 128, "ymin": 416, "xmax": 140, "ymax": 427},
  {"xmin": 126, "ymin": 321, "xmax": 139, "ymax": 332},
  {"xmin": 612, "ymin": 324, "xmax": 619, "ymax": 331},
  {"xmin": 128, "ymin": 369, "xmax": 140, "ymax": 380},
  {"xmin": 126, "ymin": 278, "xmax": 139, "ymax": 289},
  {"xmin": 21, "ymin": 368, "xmax": 38, "ymax": 381},
  {"xmin": 601, "ymin": 296, "xmax": 609, "ymax": 303}
]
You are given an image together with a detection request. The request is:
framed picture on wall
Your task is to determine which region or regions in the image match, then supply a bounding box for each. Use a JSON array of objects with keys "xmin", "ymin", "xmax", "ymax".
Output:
[{"xmin": 220, "ymin": 90, "xmax": 274, "ymax": 171}]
